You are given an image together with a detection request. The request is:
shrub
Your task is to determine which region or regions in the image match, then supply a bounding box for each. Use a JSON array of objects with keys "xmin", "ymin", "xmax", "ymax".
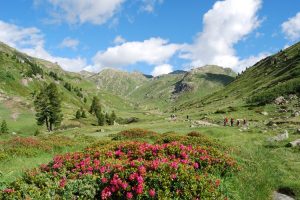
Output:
[
  {"xmin": 1, "ymin": 138, "xmax": 238, "ymax": 199},
  {"xmin": 111, "ymin": 128, "xmax": 159, "ymax": 141}
]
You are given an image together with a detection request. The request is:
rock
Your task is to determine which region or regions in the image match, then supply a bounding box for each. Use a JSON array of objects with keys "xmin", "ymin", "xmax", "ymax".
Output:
[
  {"xmin": 278, "ymin": 109, "xmax": 287, "ymax": 113},
  {"xmin": 11, "ymin": 132, "xmax": 17, "ymax": 135},
  {"xmin": 274, "ymin": 96, "xmax": 288, "ymax": 105},
  {"xmin": 288, "ymin": 94, "xmax": 298, "ymax": 100},
  {"xmin": 268, "ymin": 130, "xmax": 289, "ymax": 142},
  {"xmin": 296, "ymin": 129, "xmax": 300, "ymax": 134},
  {"xmin": 261, "ymin": 111, "xmax": 269, "ymax": 116},
  {"xmin": 287, "ymin": 139, "xmax": 300, "ymax": 147},
  {"xmin": 273, "ymin": 191, "xmax": 295, "ymax": 200},
  {"xmin": 291, "ymin": 111, "xmax": 299, "ymax": 117}
]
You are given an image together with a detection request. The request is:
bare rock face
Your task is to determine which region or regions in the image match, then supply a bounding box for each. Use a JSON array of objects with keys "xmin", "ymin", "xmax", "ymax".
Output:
[
  {"xmin": 268, "ymin": 130, "xmax": 289, "ymax": 142},
  {"xmin": 288, "ymin": 94, "xmax": 298, "ymax": 100},
  {"xmin": 287, "ymin": 139, "xmax": 300, "ymax": 147},
  {"xmin": 274, "ymin": 96, "xmax": 288, "ymax": 105},
  {"xmin": 273, "ymin": 191, "xmax": 295, "ymax": 200}
]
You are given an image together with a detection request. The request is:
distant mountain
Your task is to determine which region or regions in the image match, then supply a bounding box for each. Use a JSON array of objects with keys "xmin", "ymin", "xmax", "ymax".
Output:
[
  {"xmin": 89, "ymin": 69, "xmax": 149, "ymax": 96},
  {"xmin": 169, "ymin": 70, "xmax": 187, "ymax": 75}
]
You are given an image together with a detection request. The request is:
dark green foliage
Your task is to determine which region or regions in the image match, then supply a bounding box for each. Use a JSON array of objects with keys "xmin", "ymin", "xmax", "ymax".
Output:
[
  {"xmin": 248, "ymin": 78, "xmax": 300, "ymax": 105},
  {"xmin": 81, "ymin": 110, "xmax": 87, "ymax": 118},
  {"xmin": 96, "ymin": 111, "xmax": 105, "ymax": 126},
  {"xmin": 0, "ymin": 71, "xmax": 15, "ymax": 82},
  {"xmin": 49, "ymin": 71, "xmax": 62, "ymax": 81},
  {"xmin": 83, "ymin": 97, "xmax": 87, "ymax": 103},
  {"xmin": 109, "ymin": 111, "xmax": 117, "ymax": 125},
  {"xmin": 75, "ymin": 110, "xmax": 81, "ymax": 119},
  {"xmin": 0, "ymin": 120, "xmax": 9, "ymax": 134},
  {"xmin": 64, "ymin": 82, "xmax": 72, "ymax": 91},
  {"xmin": 89, "ymin": 96, "xmax": 101, "ymax": 115},
  {"xmin": 25, "ymin": 61, "xmax": 43, "ymax": 77},
  {"xmin": 34, "ymin": 83, "xmax": 63, "ymax": 131}
]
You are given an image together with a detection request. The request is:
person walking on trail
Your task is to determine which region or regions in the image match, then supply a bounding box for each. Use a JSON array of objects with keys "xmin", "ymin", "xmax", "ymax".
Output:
[
  {"xmin": 224, "ymin": 117, "xmax": 228, "ymax": 126},
  {"xmin": 243, "ymin": 119, "xmax": 247, "ymax": 126},
  {"xmin": 230, "ymin": 118, "xmax": 234, "ymax": 126}
]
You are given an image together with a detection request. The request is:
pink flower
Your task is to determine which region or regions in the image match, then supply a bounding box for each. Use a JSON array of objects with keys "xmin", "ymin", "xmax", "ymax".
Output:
[
  {"xmin": 170, "ymin": 161, "xmax": 178, "ymax": 169},
  {"xmin": 126, "ymin": 192, "xmax": 133, "ymax": 199},
  {"xmin": 170, "ymin": 174, "xmax": 177, "ymax": 180},
  {"xmin": 121, "ymin": 182, "xmax": 129, "ymax": 189},
  {"xmin": 137, "ymin": 176, "xmax": 144, "ymax": 184},
  {"xmin": 138, "ymin": 165, "xmax": 146, "ymax": 175},
  {"xmin": 101, "ymin": 187, "xmax": 112, "ymax": 200},
  {"xmin": 136, "ymin": 184, "xmax": 143, "ymax": 194},
  {"xmin": 149, "ymin": 188, "xmax": 156, "ymax": 197},
  {"xmin": 59, "ymin": 177, "xmax": 67, "ymax": 188},
  {"xmin": 193, "ymin": 162, "xmax": 199, "ymax": 169},
  {"xmin": 101, "ymin": 177, "xmax": 108, "ymax": 183},
  {"xmin": 3, "ymin": 188, "xmax": 15, "ymax": 193}
]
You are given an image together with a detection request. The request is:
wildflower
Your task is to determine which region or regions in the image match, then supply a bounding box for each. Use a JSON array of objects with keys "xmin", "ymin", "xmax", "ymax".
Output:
[
  {"xmin": 126, "ymin": 192, "xmax": 133, "ymax": 199},
  {"xmin": 149, "ymin": 188, "xmax": 156, "ymax": 197}
]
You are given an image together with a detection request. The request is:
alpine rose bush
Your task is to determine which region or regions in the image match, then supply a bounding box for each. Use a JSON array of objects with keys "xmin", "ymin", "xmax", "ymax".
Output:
[{"xmin": 1, "ymin": 136, "xmax": 238, "ymax": 199}]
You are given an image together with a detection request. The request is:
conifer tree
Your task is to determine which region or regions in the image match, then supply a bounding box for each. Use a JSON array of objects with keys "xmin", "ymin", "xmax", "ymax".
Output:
[
  {"xmin": 34, "ymin": 83, "xmax": 63, "ymax": 132},
  {"xmin": 110, "ymin": 111, "xmax": 117, "ymax": 125},
  {"xmin": 89, "ymin": 96, "xmax": 101, "ymax": 115},
  {"xmin": 0, "ymin": 120, "xmax": 9, "ymax": 133},
  {"xmin": 75, "ymin": 110, "xmax": 81, "ymax": 119},
  {"xmin": 81, "ymin": 110, "xmax": 87, "ymax": 118},
  {"xmin": 96, "ymin": 110, "xmax": 106, "ymax": 126}
]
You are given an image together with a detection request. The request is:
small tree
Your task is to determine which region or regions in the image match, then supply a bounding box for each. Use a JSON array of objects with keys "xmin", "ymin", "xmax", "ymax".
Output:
[
  {"xmin": 75, "ymin": 110, "xmax": 81, "ymax": 119},
  {"xmin": 110, "ymin": 111, "xmax": 117, "ymax": 125},
  {"xmin": 96, "ymin": 110, "xmax": 106, "ymax": 126},
  {"xmin": 0, "ymin": 120, "xmax": 9, "ymax": 133},
  {"xmin": 89, "ymin": 96, "xmax": 101, "ymax": 115},
  {"xmin": 81, "ymin": 110, "xmax": 87, "ymax": 118},
  {"xmin": 34, "ymin": 83, "xmax": 63, "ymax": 132}
]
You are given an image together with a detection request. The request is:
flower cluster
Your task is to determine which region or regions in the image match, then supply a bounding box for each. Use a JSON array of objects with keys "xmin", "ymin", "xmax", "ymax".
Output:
[{"xmin": 1, "ymin": 135, "xmax": 238, "ymax": 199}]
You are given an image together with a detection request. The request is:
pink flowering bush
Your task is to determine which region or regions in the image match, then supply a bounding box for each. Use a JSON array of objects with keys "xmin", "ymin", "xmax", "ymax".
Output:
[{"xmin": 1, "ymin": 134, "xmax": 238, "ymax": 199}]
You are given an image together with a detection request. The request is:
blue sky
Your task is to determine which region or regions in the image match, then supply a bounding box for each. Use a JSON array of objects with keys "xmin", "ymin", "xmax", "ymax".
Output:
[{"xmin": 0, "ymin": 0, "xmax": 299, "ymax": 76}]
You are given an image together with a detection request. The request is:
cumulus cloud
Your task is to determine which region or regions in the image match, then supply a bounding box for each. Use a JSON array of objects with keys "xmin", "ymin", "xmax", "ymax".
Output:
[
  {"xmin": 91, "ymin": 37, "xmax": 181, "ymax": 71},
  {"xmin": 151, "ymin": 64, "xmax": 173, "ymax": 76},
  {"xmin": 0, "ymin": 20, "xmax": 87, "ymax": 72},
  {"xmin": 47, "ymin": 0, "xmax": 125, "ymax": 25},
  {"xmin": 180, "ymin": 0, "xmax": 262, "ymax": 71},
  {"xmin": 282, "ymin": 12, "xmax": 300, "ymax": 41},
  {"xmin": 234, "ymin": 52, "xmax": 269, "ymax": 72},
  {"xmin": 59, "ymin": 37, "xmax": 79, "ymax": 50},
  {"xmin": 113, "ymin": 35, "xmax": 126, "ymax": 45},
  {"xmin": 140, "ymin": 0, "xmax": 164, "ymax": 13}
]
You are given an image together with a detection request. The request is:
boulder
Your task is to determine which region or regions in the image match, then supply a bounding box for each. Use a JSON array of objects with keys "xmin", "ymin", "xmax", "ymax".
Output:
[
  {"xmin": 288, "ymin": 94, "xmax": 298, "ymax": 100},
  {"xmin": 273, "ymin": 191, "xmax": 295, "ymax": 200},
  {"xmin": 278, "ymin": 109, "xmax": 287, "ymax": 113},
  {"xmin": 274, "ymin": 96, "xmax": 288, "ymax": 105},
  {"xmin": 261, "ymin": 111, "xmax": 269, "ymax": 116},
  {"xmin": 291, "ymin": 111, "xmax": 300, "ymax": 117},
  {"xmin": 287, "ymin": 139, "xmax": 300, "ymax": 147},
  {"xmin": 268, "ymin": 130, "xmax": 289, "ymax": 142}
]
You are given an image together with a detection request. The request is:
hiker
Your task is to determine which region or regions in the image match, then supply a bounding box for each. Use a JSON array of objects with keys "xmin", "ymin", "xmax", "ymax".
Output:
[
  {"xmin": 230, "ymin": 118, "xmax": 234, "ymax": 126},
  {"xmin": 243, "ymin": 119, "xmax": 247, "ymax": 126},
  {"xmin": 237, "ymin": 120, "xmax": 240, "ymax": 126},
  {"xmin": 224, "ymin": 117, "xmax": 228, "ymax": 126}
]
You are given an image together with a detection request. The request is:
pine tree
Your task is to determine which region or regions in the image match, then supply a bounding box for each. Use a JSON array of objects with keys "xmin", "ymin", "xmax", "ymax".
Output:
[
  {"xmin": 83, "ymin": 97, "xmax": 87, "ymax": 103},
  {"xmin": 89, "ymin": 96, "xmax": 101, "ymax": 115},
  {"xmin": 0, "ymin": 120, "xmax": 9, "ymax": 133},
  {"xmin": 34, "ymin": 83, "xmax": 63, "ymax": 132},
  {"xmin": 75, "ymin": 110, "xmax": 81, "ymax": 119},
  {"xmin": 110, "ymin": 111, "xmax": 117, "ymax": 125},
  {"xmin": 81, "ymin": 110, "xmax": 87, "ymax": 118},
  {"xmin": 105, "ymin": 113, "xmax": 110, "ymax": 124},
  {"xmin": 96, "ymin": 111, "xmax": 106, "ymax": 126}
]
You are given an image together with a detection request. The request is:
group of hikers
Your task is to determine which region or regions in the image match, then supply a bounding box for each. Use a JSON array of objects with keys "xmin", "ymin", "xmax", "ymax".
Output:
[{"xmin": 224, "ymin": 117, "xmax": 247, "ymax": 127}]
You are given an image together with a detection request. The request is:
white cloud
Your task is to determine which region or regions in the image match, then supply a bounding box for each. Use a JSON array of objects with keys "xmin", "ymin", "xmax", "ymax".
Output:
[
  {"xmin": 47, "ymin": 0, "xmax": 125, "ymax": 25},
  {"xmin": 282, "ymin": 12, "xmax": 300, "ymax": 41},
  {"xmin": 60, "ymin": 37, "xmax": 79, "ymax": 50},
  {"xmin": 113, "ymin": 35, "xmax": 126, "ymax": 45},
  {"xmin": 0, "ymin": 20, "xmax": 87, "ymax": 72},
  {"xmin": 91, "ymin": 37, "xmax": 181, "ymax": 71},
  {"xmin": 180, "ymin": 0, "xmax": 262, "ymax": 71},
  {"xmin": 234, "ymin": 52, "xmax": 269, "ymax": 72},
  {"xmin": 151, "ymin": 64, "xmax": 173, "ymax": 77},
  {"xmin": 140, "ymin": 0, "xmax": 164, "ymax": 13}
]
